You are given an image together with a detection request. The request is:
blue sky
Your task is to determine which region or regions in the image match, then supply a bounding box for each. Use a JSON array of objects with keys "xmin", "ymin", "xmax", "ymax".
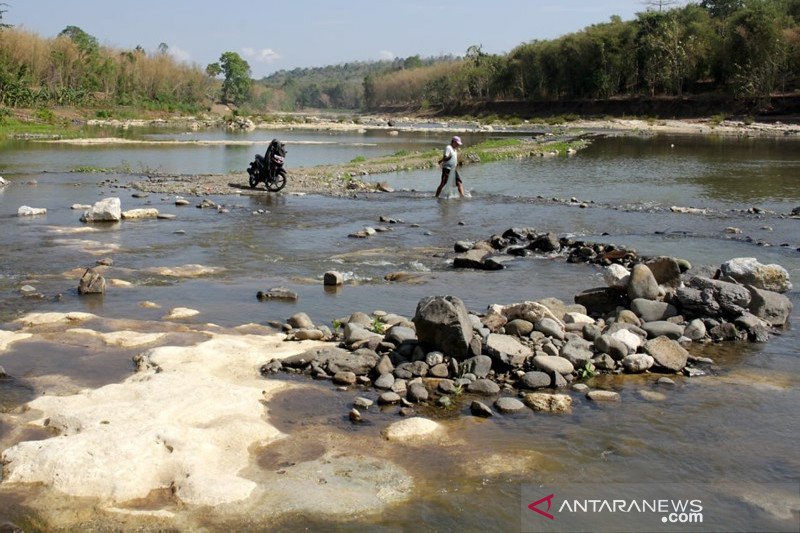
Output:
[{"xmin": 6, "ymin": 0, "xmax": 651, "ymax": 77}]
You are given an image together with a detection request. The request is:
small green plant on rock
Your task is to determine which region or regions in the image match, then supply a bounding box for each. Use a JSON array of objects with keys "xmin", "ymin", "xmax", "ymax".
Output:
[
  {"xmin": 577, "ymin": 361, "xmax": 596, "ymax": 380},
  {"xmin": 369, "ymin": 316, "xmax": 386, "ymax": 334}
]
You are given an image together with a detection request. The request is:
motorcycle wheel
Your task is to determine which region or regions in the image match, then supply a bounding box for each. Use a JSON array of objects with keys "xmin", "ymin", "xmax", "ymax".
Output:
[
  {"xmin": 247, "ymin": 164, "xmax": 259, "ymax": 188},
  {"xmin": 266, "ymin": 169, "xmax": 287, "ymax": 192}
]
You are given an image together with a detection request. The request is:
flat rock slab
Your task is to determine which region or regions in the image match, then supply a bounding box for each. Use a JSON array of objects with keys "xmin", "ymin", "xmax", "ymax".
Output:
[
  {"xmin": 532, "ymin": 355, "xmax": 574, "ymax": 375},
  {"xmin": 0, "ymin": 332, "xmax": 331, "ymax": 507}
]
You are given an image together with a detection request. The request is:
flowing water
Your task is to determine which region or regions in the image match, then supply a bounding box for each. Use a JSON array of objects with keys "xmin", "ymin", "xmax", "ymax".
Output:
[{"xmin": 0, "ymin": 128, "xmax": 798, "ymax": 530}]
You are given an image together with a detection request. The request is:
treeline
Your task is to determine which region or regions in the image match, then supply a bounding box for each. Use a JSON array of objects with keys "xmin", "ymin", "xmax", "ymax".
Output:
[
  {"xmin": 367, "ymin": 0, "xmax": 800, "ymax": 109},
  {"xmin": 254, "ymin": 56, "xmax": 454, "ymax": 111},
  {"xmin": 0, "ymin": 25, "xmax": 212, "ymax": 111}
]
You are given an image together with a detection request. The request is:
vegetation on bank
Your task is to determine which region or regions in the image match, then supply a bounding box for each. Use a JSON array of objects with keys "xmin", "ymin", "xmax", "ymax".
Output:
[
  {"xmin": 367, "ymin": 0, "xmax": 800, "ymax": 109},
  {"xmin": 2, "ymin": 0, "xmax": 799, "ymax": 125}
]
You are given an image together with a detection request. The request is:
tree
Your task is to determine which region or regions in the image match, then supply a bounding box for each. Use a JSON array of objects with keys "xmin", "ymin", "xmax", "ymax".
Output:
[
  {"xmin": 0, "ymin": 3, "xmax": 11, "ymax": 29},
  {"xmin": 157, "ymin": 42, "xmax": 169, "ymax": 55},
  {"xmin": 58, "ymin": 25, "xmax": 99, "ymax": 57},
  {"xmin": 700, "ymin": 0, "xmax": 744, "ymax": 18},
  {"xmin": 210, "ymin": 51, "xmax": 251, "ymax": 105}
]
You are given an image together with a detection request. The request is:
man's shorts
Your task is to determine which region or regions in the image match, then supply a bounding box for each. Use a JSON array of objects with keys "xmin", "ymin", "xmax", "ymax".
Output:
[{"xmin": 441, "ymin": 168, "xmax": 462, "ymax": 185}]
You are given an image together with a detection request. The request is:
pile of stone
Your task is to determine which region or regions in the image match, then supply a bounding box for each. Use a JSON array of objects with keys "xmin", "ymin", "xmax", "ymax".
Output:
[
  {"xmin": 261, "ymin": 255, "xmax": 792, "ymax": 417},
  {"xmin": 451, "ymin": 227, "xmax": 687, "ymax": 271}
]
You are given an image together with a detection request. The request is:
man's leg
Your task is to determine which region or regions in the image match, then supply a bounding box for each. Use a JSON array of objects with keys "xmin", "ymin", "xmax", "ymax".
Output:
[
  {"xmin": 435, "ymin": 169, "xmax": 450, "ymax": 197},
  {"xmin": 455, "ymin": 171, "xmax": 465, "ymax": 197}
]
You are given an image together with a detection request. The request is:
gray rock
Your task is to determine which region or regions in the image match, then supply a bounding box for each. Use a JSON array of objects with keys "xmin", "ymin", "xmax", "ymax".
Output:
[
  {"xmin": 721, "ymin": 257, "xmax": 792, "ymax": 293},
  {"xmin": 425, "ymin": 351, "xmax": 444, "ymax": 367},
  {"xmin": 453, "ymin": 249, "xmax": 490, "ymax": 269},
  {"xmin": 683, "ymin": 319, "xmax": 707, "ymax": 341},
  {"xmin": 688, "ymin": 276, "xmax": 751, "ymax": 316},
  {"xmin": 288, "ymin": 312, "xmax": 314, "ymax": 329},
  {"xmin": 78, "ymin": 268, "xmax": 106, "ymax": 295},
  {"xmin": 735, "ymin": 313, "xmax": 771, "ymax": 342},
  {"xmin": 460, "ymin": 355, "xmax": 493, "ymax": 379},
  {"xmin": 325, "ymin": 349, "xmax": 380, "ymax": 375},
  {"xmin": 531, "ymin": 355, "xmax": 574, "ymax": 375},
  {"xmin": 294, "ymin": 329, "xmax": 324, "ymax": 341},
  {"xmin": 494, "ymin": 397, "xmax": 526, "ymax": 414},
  {"xmin": 393, "ymin": 363, "xmax": 414, "ymax": 379},
  {"xmin": 333, "ymin": 371, "xmax": 357, "ymax": 385},
  {"xmin": 593, "ymin": 334, "xmax": 629, "ymax": 360},
  {"xmin": 344, "ymin": 323, "xmax": 381, "ymax": 346},
  {"xmin": 529, "ymin": 232, "xmax": 560, "ymax": 252},
  {"xmin": 631, "ymin": 299, "xmax": 678, "ymax": 322},
  {"xmin": 429, "ymin": 363, "xmax": 450, "ymax": 378},
  {"xmin": 572, "ymin": 383, "xmax": 589, "ymax": 392},
  {"xmin": 454, "ymin": 240, "xmax": 474, "ymax": 253},
  {"xmin": 391, "ymin": 379, "xmax": 408, "ymax": 394},
  {"xmin": 628, "ymin": 264, "xmax": 660, "ymax": 300},
  {"xmin": 467, "ymin": 379, "xmax": 501, "ymax": 396},
  {"xmin": 374, "ymin": 355, "xmax": 394, "ymax": 376},
  {"xmin": 709, "ymin": 322, "xmax": 745, "ymax": 341},
  {"xmin": 81, "ymin": 197, "xmax": 121, "ymax": 222},
  {"xmin": 519, "ymin": 371, "xmax": 552, "ymax": 390},
  {"xmin": 470, "ymin": 400, "xmax": 494, "ymax": 417},
  {"xmin": 523, "ymin": 393, "xmax": 572, "ymax": 413},
  {"xmin": 438, "ymin": 380, "xmax": 457, "ymax": 394},
  {"xmin": 622, "ymin": 354, "xmax": 655, "ymax": 373},
  {"xmin": 657, "ymin": 377, "xmax": 676, "ymax": 386},
  {"xmin": 641, "ymin": 321, "xmax": 684, "ymax": 340},
  {"xmin": 559, "ymin": 338, "xmax": 594, "ymax": 366},
  {"xmin": 413, "ymin": 295, "xmax": 473, "ymax": 359},
  {"xmin": 552, "ymin": 371, "xmax": 569, "ymax": 388},
  {"xmin": 676, "ymin": 286, "xmax": 720, "ymax": 317},
  {"xmin": 323, "ymin": 271, "xmax": 344, "ymax": 286},
  {"xmin": 484, "ymin": 333, "xmax": 532, "ymax": 367},
  {"xmin": 534, "ymin": 318, "xmax": 565, "ymax": 340},
  {"xmin": 504, "ymin": 319, "xmax": 534, "ymax": 337},
  {"xmin": 258, "ymin": 287, "xmax": 298, "ymax": 301},
  {"xmin": 374, "ymin": 373, "xmax": 395, "ymax": 390},
  {"xmin": 616, "ymin": 309, "xmax": 642, "ymax": 326},
  {"xmin": 643, "ymin": 336, "xmax": 689, "ymax": 372},
  {"xmin": 385, "ymin": 326, "xmax": 417, "ymax": 345},
  {"xmin": 349, "ymin": 408, "xmax": 362, "ymax": 423},
  {"xmin": 644, "ymin": 257, "xmax": 682, "ymax": 288},
  {"xmin": 582, "ymin": 323, "xmax": 602, "ymax": 342},
  {"xmin": 0, "ymin": 365, "xmax": 7, "ymax": 378},
  {"xmin": 407, "ymin": 383, "xmax": 429, "ymax": 403},
  {"xmin": 747, "ymin": 285, "xmax": 793, "ymax": 326},
  {"xmin": 574, "ymin": 287, "xmax": 627, "ymax": 316},
  {"xmin": 18, "ymin": 206, "xmax": 47, "ymax": 217},
  {"xmin": 347, "ymin": 311, "xmax": 373, "ymax": 327},
  {"xmin": 592, "ymin": 353, "xmax": 616, "ymax": 371},
  {"xmin": 586, "ymin": 390, "xmax": 621, "ymax": 402},
  {"xmin": 353, "ymin": 397, "xmax": 373, "ymax": 409},
  {"xmin": 378, "ymin": 392, "xmax": 401, "ymax": 405}
]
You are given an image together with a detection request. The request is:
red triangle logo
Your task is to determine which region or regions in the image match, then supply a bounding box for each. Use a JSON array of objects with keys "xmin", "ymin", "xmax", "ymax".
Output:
[{"xmin": 528, "ymin": 493, "xmax": 555, "ymax": 520}]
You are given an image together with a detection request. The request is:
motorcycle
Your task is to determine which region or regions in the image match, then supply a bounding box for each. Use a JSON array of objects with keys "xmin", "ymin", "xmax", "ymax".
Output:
[{"xmin": 248, "ymin": 139, "xmax": 287, "ymax": 192}]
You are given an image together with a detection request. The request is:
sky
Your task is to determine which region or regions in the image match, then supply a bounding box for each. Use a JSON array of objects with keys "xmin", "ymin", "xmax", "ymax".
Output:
[{"xmin": 5, "ymin": 0, "xmax": 652, "ymax": 78}]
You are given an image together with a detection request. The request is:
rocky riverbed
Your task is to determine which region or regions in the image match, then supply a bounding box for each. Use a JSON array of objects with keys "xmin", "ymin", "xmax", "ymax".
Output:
[{"xmin": 260, "ymin": 228, "xmax": 792, "ymax": 420}]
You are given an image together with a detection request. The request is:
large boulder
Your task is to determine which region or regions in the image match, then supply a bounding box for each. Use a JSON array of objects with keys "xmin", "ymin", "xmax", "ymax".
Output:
[
  {"xmin": 720, "ymin": 258, "xmax": 792, "ymax": 293},
  {"xmin": 325, "ymin": 349, "xmax": 380, "ymax": 375},
  {"xmin": 747, "ymin": 285, "xmax": 793, "ymax": 327},
  {"xmin": 603, "ymin": 264, "xmax": 630, "ymax": 288},
  {"xmin": 413, "ymin": 296, "xmax": 473, "ymax": 359},
  {"xmin": 627, "ymin": 264, "xmax": 660, "ymax": 300},
  {"xmin": 460, "ymin": 355, "xmax": 492, "ymax": 379},
  {"xmin": 675, "ymin": 286, "xmax": 721, "ymax": 317},
  {"xmin": 559, "ymin": 338, "xmax": 594, "ymax": 366},
  {"xmin": 686, "ymin": 276, "xmax": 751, "ymax": 317},
  {"xmin": 643, "ymin": 336, "xmax": 689, "ymax": 372},
  {"xmin": 81, "ymin": 197, "xmax": 121, "ymax": 223}
]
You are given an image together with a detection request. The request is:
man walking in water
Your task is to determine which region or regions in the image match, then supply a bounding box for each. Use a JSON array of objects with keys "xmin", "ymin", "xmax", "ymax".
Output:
[{"xmin": 435, "ymin": 136, "xmax": 465, "ymax": 198}]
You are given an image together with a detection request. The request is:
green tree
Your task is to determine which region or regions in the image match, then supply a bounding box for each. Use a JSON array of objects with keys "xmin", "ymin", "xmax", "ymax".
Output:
[
  {"xmin": 58, "ymin": 25, "xmax": 99, "ymax": 57},
  {"xmin": 209, "ymin": 51, "xmax": 252, "ymax": 105}
]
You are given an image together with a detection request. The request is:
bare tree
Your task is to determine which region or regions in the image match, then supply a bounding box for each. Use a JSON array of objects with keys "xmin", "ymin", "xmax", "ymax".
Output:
[
  {"xmin": 641, "ymin": 0, "xmax": 679, "ymax": 12},
  {"xmin": 0, "ymin": 3, "xmax": 12, "ymax": 29}
]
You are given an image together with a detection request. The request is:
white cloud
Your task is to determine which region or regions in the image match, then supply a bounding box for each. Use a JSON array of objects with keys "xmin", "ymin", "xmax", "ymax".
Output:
[
  {"xmin": 378, "ymin": 50, "xmax": 395, "ymax": 60},
  {"xmin": 168, "ymin": 46, "xmax": 191, "ymax": 62},
  {"xmin": 242, "ymin": 47, "xmax": 282, "ymax": 63}
]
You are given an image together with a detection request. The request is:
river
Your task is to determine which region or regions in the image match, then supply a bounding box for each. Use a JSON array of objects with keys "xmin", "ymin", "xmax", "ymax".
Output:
[{"xmin": 0, "ymin": 127, "xmax": 798, "ymax": 530}]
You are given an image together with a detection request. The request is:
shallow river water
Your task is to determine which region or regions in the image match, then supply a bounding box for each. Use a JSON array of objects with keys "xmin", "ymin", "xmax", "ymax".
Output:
[{"xmin": 0, "ymin": 127, "xmax": 798, "ymax": 530}]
